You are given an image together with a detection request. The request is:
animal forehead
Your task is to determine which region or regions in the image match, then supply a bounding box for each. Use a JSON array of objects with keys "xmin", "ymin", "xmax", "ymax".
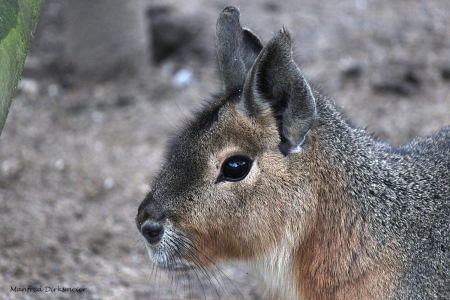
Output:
[
  {"xmin": 192, "ymin": 94, "xmax": 243, "ymax": 133},
  {"xmin": 172, "ymin": 96, "xmax": 261, "ymax": 157}
]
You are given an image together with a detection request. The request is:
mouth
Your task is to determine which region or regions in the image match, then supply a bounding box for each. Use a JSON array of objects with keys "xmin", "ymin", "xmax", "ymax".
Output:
[
  {"xmin": 141, "ymin": 228, "xmax": 200, "ymax": 272},
  {"xmin": 145, "ymin": 245, "xmax": 197, "ymax": 271},
  {"xmin": 160, "ymin": 261, "xmax": 195, "ymax": 272}
]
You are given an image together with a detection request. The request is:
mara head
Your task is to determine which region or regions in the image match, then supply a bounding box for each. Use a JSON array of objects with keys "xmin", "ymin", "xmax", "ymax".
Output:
[{"xmin": 136, "ymin": 5, "xmax": 317, "ymax": 276}]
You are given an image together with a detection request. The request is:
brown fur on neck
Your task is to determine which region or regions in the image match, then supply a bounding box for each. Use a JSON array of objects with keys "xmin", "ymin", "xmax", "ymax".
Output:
[{"xmin": 292, "ymin": 138, "xmax": 401, "ymax": 299}]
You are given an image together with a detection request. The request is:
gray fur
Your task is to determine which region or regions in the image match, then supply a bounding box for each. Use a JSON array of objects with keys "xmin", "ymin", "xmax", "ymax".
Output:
[
  {"xmin": 241, "ymin": 29, "xmax": 316, "ymax": 154},
  {"xmin": 216, "ymin": 6, "xmax": 262, "ymax": 93},
  {"xmin": 137, "ymin": 6, "xmax": 450, "ymax": 299}
]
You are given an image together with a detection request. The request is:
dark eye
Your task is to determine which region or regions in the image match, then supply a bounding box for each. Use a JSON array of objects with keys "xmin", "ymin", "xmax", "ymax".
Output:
[{"xmin": 220, "ymin": 155, "xmax": 253, "ymax": 182}]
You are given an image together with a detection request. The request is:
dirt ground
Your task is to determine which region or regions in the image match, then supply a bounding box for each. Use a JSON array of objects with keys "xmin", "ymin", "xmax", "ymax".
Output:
[{"xmin": 1, "ymin": 1, "xmax": 450, "ymax": 299}]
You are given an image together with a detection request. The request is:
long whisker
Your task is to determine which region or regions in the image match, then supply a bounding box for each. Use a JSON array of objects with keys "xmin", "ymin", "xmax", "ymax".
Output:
[
  {"xmin": 170, "ymin": 235, "xmax": 214, "ymax": 299},
  {"xmin": 177, "ymin": 233, "xmax": 250, "ymax": 300},
  {"xmin": 179, "ymin": 243, "xmax": 228, "ymax": 299},
  {"xmin": 142, "ymin": 227, "xmax": 259, "ymax": 299},
  {"xmin": 177, "ymin": 232, "xmax": 247, "ymax": 299},
  {"xmin": 163, "ymin": 232, "xmax": 226, "ymax": 299}
]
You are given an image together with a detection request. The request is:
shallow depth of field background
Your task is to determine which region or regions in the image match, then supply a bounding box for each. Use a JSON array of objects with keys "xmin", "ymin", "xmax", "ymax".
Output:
[{"xmin": 1, "ymin": 1, "xmax": 450, "ymax": 299}]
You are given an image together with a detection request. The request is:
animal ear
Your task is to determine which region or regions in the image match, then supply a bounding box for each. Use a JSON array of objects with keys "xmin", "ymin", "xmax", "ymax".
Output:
[
  {"xmin": 241, "ymin": 29, "xmax": 317, "ymax": 155},
  {"xmin": 216, "ymin": 6, "xmax": 263, "ymax": 93}
]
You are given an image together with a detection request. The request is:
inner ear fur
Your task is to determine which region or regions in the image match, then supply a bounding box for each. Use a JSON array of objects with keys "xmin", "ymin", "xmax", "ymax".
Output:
[
  {"xmin": 241, "ymin": 29, "xmax": 317, "ymax": 155},
  {"xmin": 216, "ymin": 6, "xmax": 263, "ymax": 94}
]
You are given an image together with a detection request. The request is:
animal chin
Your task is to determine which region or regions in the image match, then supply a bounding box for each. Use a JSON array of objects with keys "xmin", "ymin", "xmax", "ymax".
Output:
[
  {"xmin": 152, "ymin": 256, "xmax": 196, "ymax": 272},
  {"xmin": 145, "ymin": 243, "xmax": 198, "ymax": 272},
  {"xmin": 162, "ymin": 262, "xmax": 195, "ymax": 272}
]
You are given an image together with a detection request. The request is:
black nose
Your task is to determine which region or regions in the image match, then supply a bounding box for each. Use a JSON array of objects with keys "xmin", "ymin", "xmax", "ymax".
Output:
[{"xmin": 141, "ymin": 221, "xmax": 164, "ymax": 245}]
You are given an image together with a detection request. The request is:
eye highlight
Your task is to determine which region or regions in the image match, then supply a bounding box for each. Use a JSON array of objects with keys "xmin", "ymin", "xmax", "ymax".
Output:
[{"xmin": 218, "ymin": 155, "xmax": 253, "ymax": 182}]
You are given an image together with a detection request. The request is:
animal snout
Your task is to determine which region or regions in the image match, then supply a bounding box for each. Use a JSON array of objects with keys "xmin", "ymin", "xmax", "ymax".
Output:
[{"xmin": 141, "ymin": 221, "xmax": 164, "ymax": 245}]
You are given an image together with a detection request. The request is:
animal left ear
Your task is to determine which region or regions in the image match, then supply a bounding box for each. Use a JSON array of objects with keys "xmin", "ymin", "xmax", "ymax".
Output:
[
  {"xmin": 216, "ymin": 6, "xmax": 263, "ymax": 94},
  {"xmin": 241, "ymin": 29, "xmax": 317, "ymax": 155}
]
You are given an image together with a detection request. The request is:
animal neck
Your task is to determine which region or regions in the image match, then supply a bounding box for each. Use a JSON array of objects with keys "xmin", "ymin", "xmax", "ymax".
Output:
[
  {"xmin": 291, "ymin": 106, "xmax": 400, "ymax": 299},
  {"xmin": 248, "ymin": 235, "xmax": 302, "ymax": 300}
]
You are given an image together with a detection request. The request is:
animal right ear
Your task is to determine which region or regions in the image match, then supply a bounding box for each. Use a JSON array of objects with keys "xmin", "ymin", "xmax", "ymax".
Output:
[
  {"xmin": 241, "ymin": 30, "xmax": 317, "ymax": 155},
  {"xmin": 216, "ymin": 6, "xmax": 263, "ymax": 94}
]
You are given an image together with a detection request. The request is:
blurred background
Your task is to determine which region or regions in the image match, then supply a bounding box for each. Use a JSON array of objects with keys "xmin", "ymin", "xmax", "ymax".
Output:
[{"xmin": 1, "ymin": 0, "xmax": 450, "ymax": 299}]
